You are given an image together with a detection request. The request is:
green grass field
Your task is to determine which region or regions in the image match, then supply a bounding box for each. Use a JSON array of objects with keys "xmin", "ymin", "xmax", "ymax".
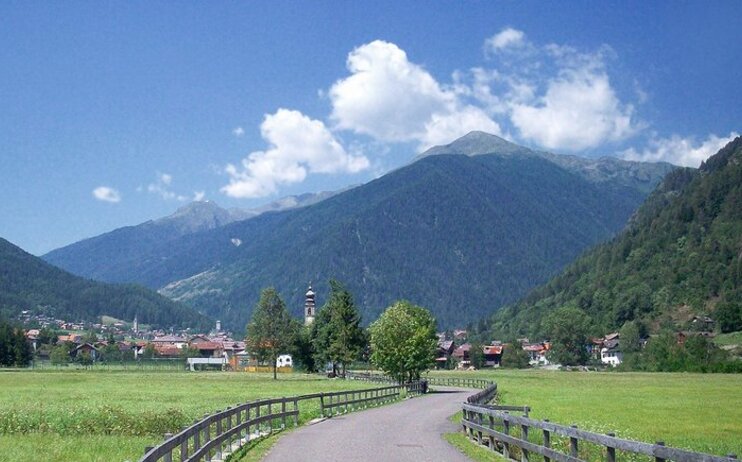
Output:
[
  {"xmin": 2, "ymin": 369, "xmax": 740, "ymax": 461},
  {"xmin": 0, "ymin": 370, "xmax": 372, "ymax": 462},
  {"xmin": 428, "ymin": 369, "xmax": 742, "ymax": 458}
]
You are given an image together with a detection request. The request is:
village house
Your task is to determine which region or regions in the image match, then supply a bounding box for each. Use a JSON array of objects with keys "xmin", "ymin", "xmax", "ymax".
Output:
[
  {"xmin": 594, "ymin": 333, "xmax": 622, "ymax": 367},
  {"xmin": 483, "ymin": 344, "xmax": 502, "ymax": 367},
  {"xmin": 452, "ymin": 343, "xmax": 471, "ymax": 368},
  {"xmin": 72, "ymin": 343, "xmax": 99, "ymax": 361},
  {"xmin": 523, "ymin": 342, "xmax": 550, "ymax": 366},
  {"xmin": 151, "ymin": 335, "xmax": 188, "ymax": 349}
]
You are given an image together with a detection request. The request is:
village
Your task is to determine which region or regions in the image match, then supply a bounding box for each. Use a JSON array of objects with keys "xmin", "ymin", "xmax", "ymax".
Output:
[{"xmin": 19, "ymin": 303, "xmax": 720, "ymax": 371}]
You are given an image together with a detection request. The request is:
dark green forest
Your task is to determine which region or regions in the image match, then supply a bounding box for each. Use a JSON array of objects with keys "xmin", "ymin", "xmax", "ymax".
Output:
[
  {"xmin": 491, "ymin": 136, "xmax": 742, "ymax": 339},
  {"xmin": 0, "ymin": 238, "xmax": 211, "ymax": 329}
]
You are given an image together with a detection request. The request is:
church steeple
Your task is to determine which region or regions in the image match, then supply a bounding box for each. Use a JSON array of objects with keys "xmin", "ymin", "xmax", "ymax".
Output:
[{"xmin": 304, "ymin": 283, "xmax": 316, "ymax": 326}]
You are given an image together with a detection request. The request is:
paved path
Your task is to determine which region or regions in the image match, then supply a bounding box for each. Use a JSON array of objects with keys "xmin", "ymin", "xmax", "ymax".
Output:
[{"xmin": 262, "ymin": 388, "xmax": 472, "ymax": 462}]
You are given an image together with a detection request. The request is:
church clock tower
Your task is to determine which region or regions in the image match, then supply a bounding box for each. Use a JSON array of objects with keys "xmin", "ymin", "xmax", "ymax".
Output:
[{"xmin": 304, "ymin": 284, "xmax": 316, "ymax": 326}]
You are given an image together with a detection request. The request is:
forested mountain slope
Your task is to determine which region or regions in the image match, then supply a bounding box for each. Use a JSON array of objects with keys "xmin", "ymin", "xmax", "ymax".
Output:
[
  {"xmin": 491, "ymin": 136, "xmax": 742, "ymax": 337},
  {"xmin": 41, "ymin": 133, "xmax": 674, "ymax": 330},
  {"xmin": 0, "ymin": 237, "xmax": 211, "ymax": 329}
]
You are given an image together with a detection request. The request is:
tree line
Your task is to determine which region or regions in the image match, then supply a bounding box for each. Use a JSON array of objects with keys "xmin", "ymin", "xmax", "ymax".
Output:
[{"xmin": 245, "ymin": 280, "xmax": 438, "ymax": 381}]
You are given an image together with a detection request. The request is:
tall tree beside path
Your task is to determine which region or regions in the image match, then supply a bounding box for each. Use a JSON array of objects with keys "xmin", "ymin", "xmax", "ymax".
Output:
[
  {"xmin": 369, "ymin": 300, "xmax": 438, "ymax": 383},
  {"xmin": 312, "ymin": 280, "xmax": 365, "ymax": 377},
  {"xmin": 246, "ymin": 287, "xmax": 297, "ymax": 379}
]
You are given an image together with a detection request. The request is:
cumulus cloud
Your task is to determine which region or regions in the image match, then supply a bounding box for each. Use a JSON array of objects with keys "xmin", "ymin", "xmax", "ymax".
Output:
[
  {"xmin": 621, "ymin": 132, "xmax": 739, "ymax": 167},
  {"xmin": 329, "ymin": 40, "xmax": 500, "ymax": 150},
  {"xmin": 233, "ymin": 126, "xmax": 245, "ymax": 137},
  {"xmin": 193, "ymin": 191, "xmax": 206, "ymax": 201},
  {"xmin": 474, "ymin": 29, "xmax": 642, "ymax": 151},
  {"xmin": 510, "ymin": 70, "xmax": 637, "ymax": 150},
  {"xmin": 92, "ymin": 186, "xmax": 121, "ymax": 203},
  {"xmin": 147, "ymin": 173, "xmax": 187, "ymax": 201},
  {"xmin": 485, "ymin": 27, "xmax": 526, "ymax": 52},
  {"xmin": 221, "ymin": 108, "xmax": 370, "ymax": 198}
]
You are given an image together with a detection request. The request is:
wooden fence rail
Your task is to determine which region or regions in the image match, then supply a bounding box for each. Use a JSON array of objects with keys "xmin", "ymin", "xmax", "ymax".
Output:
[
  {"xmin": 139, "ymin": 382, "xmax": 424, "ymax": 462},
  {"xmin": 461, "ymin": 398, "xmax": 738, "ymax": 462}
]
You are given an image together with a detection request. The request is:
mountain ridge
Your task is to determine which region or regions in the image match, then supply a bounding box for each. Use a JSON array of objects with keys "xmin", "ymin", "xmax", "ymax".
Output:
[
  {"xmin": 0, "ymin": 237, "xmax": 211, "ymax": 329},
  {"xmin": 42, "ymin": 133, "xmax": 676, "ymax": 330}
]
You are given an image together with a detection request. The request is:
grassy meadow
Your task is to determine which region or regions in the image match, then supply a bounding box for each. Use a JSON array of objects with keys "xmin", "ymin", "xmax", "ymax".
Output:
[
  {"xmin": 428, "ymin": 369, "xmax": 742, "ymax": 458},
  {"xmin": 0, "ymin": 370, "xmax": 372, "ymax": 462}
]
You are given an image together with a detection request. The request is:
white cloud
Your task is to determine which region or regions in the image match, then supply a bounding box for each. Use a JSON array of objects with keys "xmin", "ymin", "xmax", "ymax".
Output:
[
  {"xmin": 473, "ymin": 31, "xmax": 641, "ymax": 151},
  {"xmin": 329, "ymin": 40, "xmax": 500, "ymax": 150},
  {"xmin": 510, "ymin": 70, "xmax": 638, "ymax": 151},
  {"xmin": 485, "ymin": 28, "xmax": 525, "ymax": 52},
  {"xmin": 193, "ymin": 191, "xmax": 206, "ymax": 201},
  {"xmin": 233, "ymin": 126, "xmax": 245, "ymax": 137},
  {"xmin": 221, "ymin": 108, "xmax": 370, "ymax": 198},
  {"xmin": 92, "ymin": 186, "xmax": 121, "ymax": 203},
  {"xmin": 621, "ymin": 132, "xmax": 738, "ymax": 167},
  {"xmin": 147, "ymin": 173, "xmax": 187, "ymax": 201}
]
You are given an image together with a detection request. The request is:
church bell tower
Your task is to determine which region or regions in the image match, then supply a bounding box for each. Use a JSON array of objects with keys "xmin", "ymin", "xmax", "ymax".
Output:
[{"xmin": 304, "ymin": 284, "xmax": 316, "ymax": 326}]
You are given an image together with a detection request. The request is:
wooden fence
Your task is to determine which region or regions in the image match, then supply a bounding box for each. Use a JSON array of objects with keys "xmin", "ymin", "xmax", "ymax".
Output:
[
  {"xmin": 460, "ymin": 385, "xmax": 738, "ymax": 462},
  {"xmin": 139, "ymin": 382, "xmax": 423, "ymax": 462}
]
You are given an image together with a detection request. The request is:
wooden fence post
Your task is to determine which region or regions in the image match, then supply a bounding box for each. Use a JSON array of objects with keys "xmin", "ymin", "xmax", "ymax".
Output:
[
  {"xmin": 320, "ymin": 393, "xmax": 325, "ymax": 418},
  {"xmin": 293, "ymin": 398, "xmax": 299, "ymax": 427},
  {"xmin": 193, "ymin": 419, "xmax": 201, "ymax": 452},
  {"xmin": 255, "ymin": 404, "xmax": 261, "ymax": 435},
  {"xmin": 569, "ymin": 425, "xmax": 578, "ymax": 458},
  {"xmin": 268, "ymin": 401, "xmax": 273, "ymax": 433},
  {"xmin": 655, "ymin": 441, "xmax": 666, "ymax": 462},
  {"xmin": 503, "ymin": 413, "xmax": 511, "ymax": 459},
  {"xmin": 542, "ymin": 419, "xmax": 551, "ymax": 462},
  {"xmin": 163, "ymin": 433, "xmax": 173, "ymax": 462},
  {"xmin": 281, "ymin": 398, "xmax": 287, "ymax": 429},
  {"xmin": 488, "ymin": 414, "xmax": 496, "ymax": 452},
  {"xmin": 521, "ymin": 423, "xmax": 529, "ymax": 462},
  {"xmin": 604, "ymin": 432, "xmax": 616, "ymax": 462}
]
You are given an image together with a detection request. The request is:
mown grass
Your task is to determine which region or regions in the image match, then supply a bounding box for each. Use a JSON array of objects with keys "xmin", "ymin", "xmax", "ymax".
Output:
[
  {"xmin": 428, "ymin": 369, "xmax": 742, "ymax": 458},
  {"xmin": 0, "ymin": 370, "xmax": 372, "ymax": 462}
]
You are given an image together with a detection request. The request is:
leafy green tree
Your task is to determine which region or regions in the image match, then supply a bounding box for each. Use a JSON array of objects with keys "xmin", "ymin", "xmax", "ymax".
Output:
[
  {"xmin": 141, "ymin": 343, "xmax": 156, "ymax": 359},
  {"xmin": 179, "ymin": 345, "xmax": 201, "ymax": 359},
  {"xmin": 716, "ymin": 301, "xmax": 741, "ymax": 333},
  {"xmin": 292, "ymin": 325, "xmax": 316, "ymax": 372},
  {"xmin": 501, "ymin": 343, "xmax": 530, "ymax": 369},
  {"xmin": 469, "ymin": 341, "xmax": 485, "ymax": 369},
  {"xmin": 50, "ymin": 343, "xmax": 72, "ymax": 365},
  {"xmin": 619, "ymin": 321, "xmax": 642, "ymax": 354},
  {"xmin": 246, "ymin": 287, "xmax": 297, "ymax": 380},
  {"xmin": 543, "ymin": 306, "xmax": 592, "ymax": 366},
  {"xmin": 369, "ymin": 301, "xmax": 438, "ymax": 383}
]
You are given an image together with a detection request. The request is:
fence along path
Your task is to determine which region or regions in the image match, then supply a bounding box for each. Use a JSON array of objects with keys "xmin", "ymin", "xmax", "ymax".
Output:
[
  {"xmin": 460, "ymin": 382, "xmax": 738, "ymax": 462},
  {"xmin": 138, "ymin": 382, "xmax": 424, "ymax": 462}
]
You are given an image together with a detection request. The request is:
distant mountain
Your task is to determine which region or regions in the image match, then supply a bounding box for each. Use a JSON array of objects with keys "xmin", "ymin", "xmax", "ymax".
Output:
[
  {"xmin": 0, "ymin": 237, "xmax": 210, "ymax": 329},
  {"xmin": 44, "ymin": 190, "xmax": 340, "ymax": 283},
  {"xmin": 43, "ymin": 132, "xmax": 674, "ymax": 330},
  {"xmin": 490, "ymin": 136, "xmax": 742, "ymax": 337},
  {"xmin": 421, "ymin": 131, "xmax": 670, "ymax": 194}
]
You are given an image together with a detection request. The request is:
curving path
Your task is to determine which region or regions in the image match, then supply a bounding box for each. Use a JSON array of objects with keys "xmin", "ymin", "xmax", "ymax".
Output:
[{"xmin": 261, "ymin": 387, "xmax": 472, "ymax": 462}]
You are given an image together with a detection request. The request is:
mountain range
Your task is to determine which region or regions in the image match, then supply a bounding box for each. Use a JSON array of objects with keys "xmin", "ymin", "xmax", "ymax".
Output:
[
  {"xmin": 0, "ymin": 237, "xmax": 211, "ymax": 330},
  {"xmin": 490, "ymin": 135, "xmax": 742, "ymax": 337},
  {"xmin": 43, "ymin": 132, "xmax": 675, "ymax": 330}
]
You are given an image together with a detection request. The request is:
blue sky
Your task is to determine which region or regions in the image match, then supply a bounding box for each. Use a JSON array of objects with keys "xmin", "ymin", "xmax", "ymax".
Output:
[{"xmin": 1, "ymin": 2, "xmax": 740, "ymax": 255}]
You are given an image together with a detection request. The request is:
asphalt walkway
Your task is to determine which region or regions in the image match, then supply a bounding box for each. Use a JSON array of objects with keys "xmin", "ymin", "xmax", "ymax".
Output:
[{"xmin": 261, "ymin": 387, "xmax": 472, "ymax": 462}]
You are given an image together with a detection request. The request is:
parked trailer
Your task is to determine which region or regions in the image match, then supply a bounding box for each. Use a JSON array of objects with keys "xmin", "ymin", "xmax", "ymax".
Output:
[{"xmin": 186, "ymin": 357, "xmax": 227, "ymax": 371}]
